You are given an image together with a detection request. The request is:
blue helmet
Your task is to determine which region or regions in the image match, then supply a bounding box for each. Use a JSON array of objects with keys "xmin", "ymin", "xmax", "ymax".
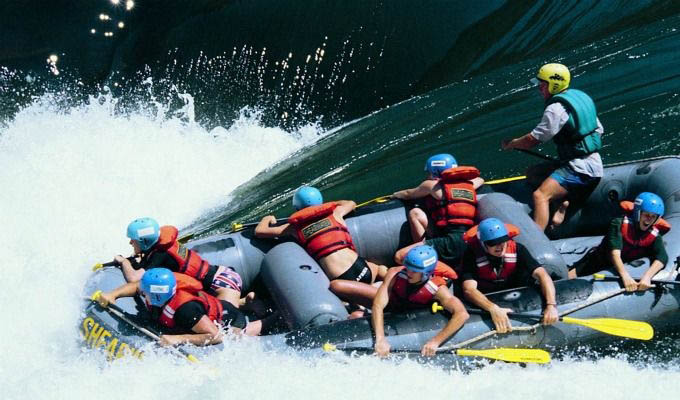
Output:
[
  {"xmin": 140, "ymin": 268, "xmax": 177, "ymax": 306},
  {"xmin": 127, "ymin": 217, "xmax": 160, "ymax": 251},
  {"xmin": 425, "ymin": 154, "xmax": 457, "ymax": 178},
  {"xmin": 478, "ymin": 218, "xmax": 510, "ymax": 246},
  {"xmin": 633, "ymin": 192, "xmax": 665, "ymax": 222},
  {"xmin": 292, "ymin": 186, "xmax": 323, "ymax": 210},
  {"xmin": 403, "ymin": 245, "xmax": 438, "ymax": 282}
]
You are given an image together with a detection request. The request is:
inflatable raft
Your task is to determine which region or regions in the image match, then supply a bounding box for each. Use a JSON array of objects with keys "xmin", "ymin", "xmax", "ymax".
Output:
[{"xmin": 80, "ymin": 155, "xmax": 680, "ymax": 363}]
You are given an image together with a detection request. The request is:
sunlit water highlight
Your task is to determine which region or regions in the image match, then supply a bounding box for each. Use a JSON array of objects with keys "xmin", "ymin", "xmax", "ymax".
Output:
[{"xmin": 1, "ymin": 92, "xmax": 680, "ymax": 400}]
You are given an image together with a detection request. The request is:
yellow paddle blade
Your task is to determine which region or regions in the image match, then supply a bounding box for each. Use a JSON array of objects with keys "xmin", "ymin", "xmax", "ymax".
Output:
[
  {"xmin": 431, "ymin": 302, "xmax": 444, "ymax": 314},
  {"xmin": 456, "ymin": 348, "xmax": 551, "ymax": 364},
  {"xmin": 92, "ymin": 263, "xmax": 104, "ymax": 271},
  {"xmin": 562, "ymin": 317, "xmax": 654, "ymax": 340},
  {"xmin": 90, "ymin": 290, "xmax": 102, "ymax": 301},
  {"xmin": 322, "ymin": 343, "xmax": 337, "ymax": 352},
  {"xmin": 357, "ymin": 195, "xmax": 391, "ymax": 208},
  {"xmin": 230, "ymin": 222, "xmax": 244, "ymax": 232}
]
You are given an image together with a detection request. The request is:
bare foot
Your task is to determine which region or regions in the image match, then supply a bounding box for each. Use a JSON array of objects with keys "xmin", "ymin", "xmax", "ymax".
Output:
[{"xmin": 552, "ymin": 200, "xmax": 569, "ymax": 227}]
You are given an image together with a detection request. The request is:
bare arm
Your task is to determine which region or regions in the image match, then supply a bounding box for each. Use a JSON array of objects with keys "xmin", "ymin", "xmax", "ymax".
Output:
[
  {"xmin": 531, "ymin": 267, "xmax": 558, "ymax": 324},
  {"xmin": 372, "ymin": 267, "xmax": 400, "ymax": 357},
  {"xmin": 97, "ymin": 281, "xmax": 140, "ymax": 307},
  {"xmin": 333, "ymin": 200, "xmax": 357, "ymax": 217},
  {"xmin": 160, "ymin": 315, "xmax": 224, "ymax": 347},
  {"xmin": 471, "ymin": 177, "xmax": 485, "ymax": 189},
  {"xmin": 254, "ymin": 215, "xmax": 293, "ymax": 238},
  {"xmin": 392, "ymin": 180, "xmax": 437, "ymax": 201},
  {"xmin": 116, "ymin": 255, "xmax": 144, "ymax": 282},
  {"xmin": 462, "ymin": 279, "xmax": 513, "ymax": 333},
  {"xmin": 501, "ymin": 133, "xmax": 541, "ymax": 150},
  {"xmin": 421, "ymin": 288, "xmax": 469, "ymax": 356},
  {"xmin": 638, "ymin": 259, "xmax": 665, "ymax": 291},
  {"xmin": 609, "ymin": 249, "xmax": 638, "ymax": 292}
]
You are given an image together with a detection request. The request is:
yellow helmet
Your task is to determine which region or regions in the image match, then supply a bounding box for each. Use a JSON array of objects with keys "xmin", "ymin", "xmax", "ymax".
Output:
[{"xmin": 531, "ymin": 63, "xmax": 570, "ymax": 94}]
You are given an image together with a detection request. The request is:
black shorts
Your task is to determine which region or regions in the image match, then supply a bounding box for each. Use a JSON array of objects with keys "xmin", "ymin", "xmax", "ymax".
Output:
[
  {"xmin": 335, "ymin": 256, "xmax": 373, "ymax": 284},
  {"xmin": 425, "ymin": 226, "xmax": 468, "ymax": 266},
  {"xmin": 570, "ymin": 247, "xmax": 606, "ymax": 277},
  {"xmin": 220, "ymin": 300, "xmax": 247, "ymax": 329}
]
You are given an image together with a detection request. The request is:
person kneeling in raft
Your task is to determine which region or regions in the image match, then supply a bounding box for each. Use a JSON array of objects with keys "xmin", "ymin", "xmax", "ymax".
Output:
[
  {"xmin": 392, "ymin": 154, "xmax": 484, "ymax": 272},
  {"xmin": 96, "ymin": 268, "xmax": 271, "ymax": 346},
  {"xmin": 568, "ymin": 192, "xmax": 670, "ymax": 291},
  {"xmin": 372, "ymin": 245, "xmax": 468, "ymax": 357},
  {"xmin": 255, "ymin": 186, "xmax": 387, "ymax": 308},
  {"xmin": 115, "ymin": 217, "xmax": 257, "ymax": 314},
  {"xmin": 461, "ymin": 218, "xmax": 558, "ymax": 333}
]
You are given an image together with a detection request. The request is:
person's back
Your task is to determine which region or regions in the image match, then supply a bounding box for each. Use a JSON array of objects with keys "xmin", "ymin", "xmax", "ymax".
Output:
[
  {"xmin": 255, "ymin": 186, "xmax": 386, "ymax": 308},
  {"xmin": 392, "ymin": 154, "xmax": 484, "ymax": 269}
]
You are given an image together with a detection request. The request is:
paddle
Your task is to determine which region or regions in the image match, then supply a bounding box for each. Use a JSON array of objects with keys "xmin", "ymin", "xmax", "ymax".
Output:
[
  {"xmin": 321, "ymin": 342, "xmax": 550, "ymax": 364},
  {"xmin": 432, "ymin": 302, "xmax": 653, "ymax": 341},
  {"xmin": 229, "ymin": 195, "xmax": 392, "ymax": 233},
  {"xmin": 92, "ymin": 256, "xmax": 136, "ymax": 271},
  {"xmin": 592, "ymin": 273, "xmax": 680, "ymax": 286},
  {"xmin": 514, "ymin": 148, "xmax": 559, "ymax": 162},
  {"xmin": 88, "ymin": 291, "xmax": 200, "ymax": 363}
]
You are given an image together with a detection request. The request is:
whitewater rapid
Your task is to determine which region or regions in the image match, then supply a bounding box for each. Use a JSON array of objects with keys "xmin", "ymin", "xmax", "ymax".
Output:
[{"xmin": 1, "ymin": 93, "xmax": 679, "ymax": 400}]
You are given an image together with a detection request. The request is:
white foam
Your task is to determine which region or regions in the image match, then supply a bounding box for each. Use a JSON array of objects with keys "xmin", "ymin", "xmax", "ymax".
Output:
[{"xmin": 1, "ymin": 91, "xmax": 680, "ymax": 400}]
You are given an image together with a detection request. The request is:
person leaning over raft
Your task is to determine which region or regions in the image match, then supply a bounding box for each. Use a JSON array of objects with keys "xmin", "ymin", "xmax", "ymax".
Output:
[
  {"xmin": 255, "ymin": 186, "xmax": 387, "ymax": 308},
  {"xmin": 96, "ymin": 268, "xmax": 271, "ymax": 346},
  {"xmin": 392, "ymin": 154, "xmax": 484, "ymax": 272},
  {"xmin": 461, "ymin": 218, "xmax": 558, "ymax": 333},
  {"xmin": 372, "ymin": 245, "xmax": 468, "ymax": 357},
  {"xmin": 113, "ymin": 217, "xmax": 254, "ymax": 311},
  {"xmin": 501, "ymin": 63, "xmax": 603, "ymax": 231},
  {"xmin": 568, "ymin": 192, "xmax": 670, "ymax": 292}
]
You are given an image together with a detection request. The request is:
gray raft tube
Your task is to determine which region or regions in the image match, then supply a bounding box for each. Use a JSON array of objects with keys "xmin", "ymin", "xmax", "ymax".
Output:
[
  {"xmin": 487, "ymin": 155, "xmax": 680, "ymax": 279},
  {"xmin": 267, "ymin": 275, "xmax": 680, "ymax": 356}
]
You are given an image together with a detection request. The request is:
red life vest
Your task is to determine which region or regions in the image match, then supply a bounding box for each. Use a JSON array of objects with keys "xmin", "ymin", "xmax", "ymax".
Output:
[
  {"xmin": 463, "ymin": 223, "xmax": 520, "ymax": 293},
  {"xmin": 618, "ymin": 201, "xmax": 671, "ymax": 261},
  {"xmin": 150, "ymin": 273, "xmax": 223, "ymax": 330},
  {"xmin": 147, "ymin": 226, "xmax": 211, "ymax": 280},
  {"xmin": 289, "ymin": 203, "xmax": 356, "ymax": 260},
  {"xmin": 425, "ymin": 166, "xmax": 479, "ymax": 228},
  {"xmin": 389, "ymin": 262, "xmax": 458, "ymax": 308}
]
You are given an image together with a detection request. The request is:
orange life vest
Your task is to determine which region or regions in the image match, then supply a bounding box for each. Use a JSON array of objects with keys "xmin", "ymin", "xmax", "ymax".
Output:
[
  {"xmin": 425, "ymin": 166, "xmax": 479, "ymax": 228},
  {"xmin": 618, "ymin": 201, "xmax": 671, "ymax": 261},
  {"xmin": 463, "ymin": 223, "xmax": 520, "ymax": 293},
  {"xmin": 389, "ymin": 262, "xmax": 457, "ymax": 308},
  {"xmin": 151, "ymin": 273, "xmax": 223, "ymax": 329},
  {"xmin": 146, "ymin": 226, "xmax": 212, "ymax": 280},
  {"xmin": 289, "ymin": 203, "xmax": 356, "ymax": 260}
]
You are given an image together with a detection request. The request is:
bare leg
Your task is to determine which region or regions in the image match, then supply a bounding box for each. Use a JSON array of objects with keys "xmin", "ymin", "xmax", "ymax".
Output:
[
  {"xmin": 551, "ymin": 200, "xmax": 570, "ymax": 227},
  {"xmin": 567, "ymin": 268, "xmax": 577, "ymax": 279},
  {"xmin": 408, "ymin": 208, "xmax": 429, "ymax": 242},
  {"xmin": 367, "ymin": 260, "xmax": 388, "ymax": 281},
  {"xmin": 532, "ymin": 177, "xmax": 568, "ymax": 231},
  {"xmin": 329, "ymin": 280, "xmax": 378, "ymax": 308}
]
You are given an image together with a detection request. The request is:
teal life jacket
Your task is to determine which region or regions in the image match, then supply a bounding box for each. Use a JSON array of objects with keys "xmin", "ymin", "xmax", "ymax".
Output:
[{"xmin": 545, "ymin": 89, "xmax": 601, "ymax": 161}]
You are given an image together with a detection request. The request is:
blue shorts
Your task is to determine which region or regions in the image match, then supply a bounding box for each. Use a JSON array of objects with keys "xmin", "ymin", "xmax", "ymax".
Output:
[{"xmin": 550, "ymin": 165, "xmax": 599, "ymax": 192}]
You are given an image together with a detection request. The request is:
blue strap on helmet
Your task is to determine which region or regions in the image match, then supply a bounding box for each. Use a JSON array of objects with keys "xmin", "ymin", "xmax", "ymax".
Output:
[
  {"xmin": 127, "ymin": 217, "xmax": 160, "ymax": 251},
  {"xmin": 403, "ymin": 245, "xmax": 438, "ymax": 282},
  {"xmin": 633, "ymin": 192, "xmax": 665, "ymax": 222},
  {"xmin": 478, "ymin": 218, "xmax": 510, "ymax": 246},
  {"xmin": 424, "ymin": 154, "xmax": 457, "ymax": 178},
  {"xmin": 292, "ymin": 186, "xmax": 323, "ymax": 210},
  {"xmin": 140, "ymin": 268, "xmax": 177, "ymax": 306}
]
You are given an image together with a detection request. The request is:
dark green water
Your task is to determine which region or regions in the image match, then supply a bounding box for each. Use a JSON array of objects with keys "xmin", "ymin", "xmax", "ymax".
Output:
[{"xmin": 197, "ymin": 12, "xmax": 680, "ymax": 235}]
